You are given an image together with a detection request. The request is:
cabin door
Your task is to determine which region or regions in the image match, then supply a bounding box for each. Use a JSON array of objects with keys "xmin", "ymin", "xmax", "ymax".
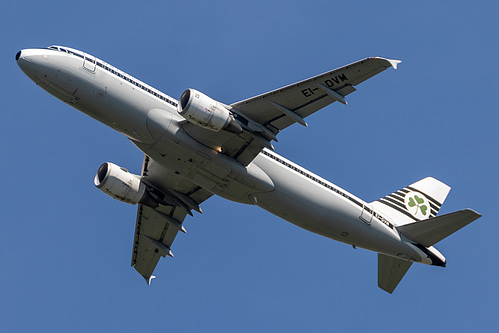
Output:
[
  {"xmin": 83, "ymin": 53, "xmax": 96, "ymax": 72},
  {"xmin": 360, "ymin": 204, "xmax": 373, "ymax": 225}
]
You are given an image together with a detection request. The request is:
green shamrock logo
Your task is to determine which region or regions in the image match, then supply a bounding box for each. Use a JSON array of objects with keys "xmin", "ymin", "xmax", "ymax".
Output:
[{"xmin": 407, "ymin": 194, "xmax": 428, "ymax": 217}]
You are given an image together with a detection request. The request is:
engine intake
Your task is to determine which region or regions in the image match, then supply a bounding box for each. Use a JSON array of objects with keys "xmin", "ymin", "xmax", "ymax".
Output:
[
  {"xmin": 178, "ymin": 89, "xmax": 242, "ymax": 134},
  {"xmin": 94, "ymin": 162, "xmax": 151, "ymax": 205}
]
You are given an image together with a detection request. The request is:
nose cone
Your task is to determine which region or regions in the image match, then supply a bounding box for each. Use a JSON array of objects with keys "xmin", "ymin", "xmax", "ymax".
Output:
[{"xmin": 16, "ymin": 49, "xmax": 33, "ymax": 74}]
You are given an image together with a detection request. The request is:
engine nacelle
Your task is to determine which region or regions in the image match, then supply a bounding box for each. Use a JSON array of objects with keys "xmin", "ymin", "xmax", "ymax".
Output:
[
  {"xmin": 178, "ymin": 89, "xmax": 242, "ymax": 133},
  {"xmin": 94, "ymin": 162, "xmax": 147, "ymax": 205}
]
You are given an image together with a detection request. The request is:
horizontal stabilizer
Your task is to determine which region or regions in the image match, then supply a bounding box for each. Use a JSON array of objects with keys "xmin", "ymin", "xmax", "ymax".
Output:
[
  {"xmin": 378, "ymin": 254, "xmax": 412, "ymax": 294},
  {"xmin": 397, "ymin": 209, "xmax": 481, "ymax": 247}
]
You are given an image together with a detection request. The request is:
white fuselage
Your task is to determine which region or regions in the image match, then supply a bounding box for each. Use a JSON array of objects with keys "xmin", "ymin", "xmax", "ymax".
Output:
[{"xmin": 17, "ymin": 46, "xmax": 442, "ymax": 265}]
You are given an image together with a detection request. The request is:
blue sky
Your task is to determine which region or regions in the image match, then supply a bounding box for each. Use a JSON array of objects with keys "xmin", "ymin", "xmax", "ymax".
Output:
[{"xmin": 2, "ymin": 1, "xmax": 498, "ymax": 331}]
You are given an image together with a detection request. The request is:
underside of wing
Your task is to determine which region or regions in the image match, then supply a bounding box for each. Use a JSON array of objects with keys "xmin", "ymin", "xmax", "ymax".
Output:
[
  {"xmin": 132, "ymin": 204, "xmax": 182, "ymax": 283},
  {"xmin": 231, "ymin": 57, "xmax": 400, "ymax": 132},
  {"xmin": 178, "ymin": 57, "xmax": 399, "ymax": 167},
  {"xmin": 180, "ymin": 121, "xmax": 271, "ymax": 165},
  {"xmin": 131, "ymin": 155, "xmax": 213, "ymax": 283}
]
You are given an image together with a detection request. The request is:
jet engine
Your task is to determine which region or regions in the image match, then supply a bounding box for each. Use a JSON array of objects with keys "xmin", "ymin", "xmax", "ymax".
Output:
[
  {"xmin": 178, "ymin": 89, "xmax": 242, "ymax": 134},
  {"xmin": 94, "ymin": 162, "xmax": 155, "ymax": 206}
]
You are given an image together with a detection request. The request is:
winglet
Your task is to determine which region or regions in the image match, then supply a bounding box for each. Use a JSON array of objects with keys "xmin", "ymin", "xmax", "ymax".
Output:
[
  {"xmin": 379, "ymin": 57, "xmax": 401, "ymax": 70},
  {"xmin": 145, "ymin": 275, "xmax": 156, "ymax": 285},
  {"xmin": 389, "ymin": 59, "xmax": 401, "ymax": 70},
  {"xmin": 371, "ymin": 57, "xmax": 402, "ymax": 70}
]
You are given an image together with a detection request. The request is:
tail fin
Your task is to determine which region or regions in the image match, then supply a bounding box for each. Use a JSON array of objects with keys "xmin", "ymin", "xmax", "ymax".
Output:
[
  {"xmin": 374, "ymin": 178, "xmax": 481, "ymax": 294},
  {"xmin": 371, "ymin": 177, "xmax": 451, "ymax": 226}
]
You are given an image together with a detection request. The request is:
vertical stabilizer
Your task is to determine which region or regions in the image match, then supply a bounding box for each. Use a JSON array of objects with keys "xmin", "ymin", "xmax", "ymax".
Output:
[{"xmin": 371, "ymin": 177, "xmax": 451, "ymax": 226}]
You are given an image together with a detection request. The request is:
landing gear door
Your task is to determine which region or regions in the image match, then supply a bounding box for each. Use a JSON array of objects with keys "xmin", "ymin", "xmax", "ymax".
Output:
[
  {"xmin": 83, "ymin": 53, "xmax": 96, "ymax": 72},
  {"xmin": 360, "ymin": 204, "xmax": 373, "ymax": 225}
]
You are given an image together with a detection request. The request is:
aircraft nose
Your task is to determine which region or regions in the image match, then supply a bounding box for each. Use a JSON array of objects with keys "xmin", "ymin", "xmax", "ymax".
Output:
[{"xmin": 16, "ymin": 49, "xmax": 33, "ymax": 74}]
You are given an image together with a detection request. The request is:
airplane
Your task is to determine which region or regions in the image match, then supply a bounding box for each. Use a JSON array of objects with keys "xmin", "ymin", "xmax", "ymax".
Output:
[{"xmin": 16, "ymin": 45, "xmax": 481, "ymax": 293}]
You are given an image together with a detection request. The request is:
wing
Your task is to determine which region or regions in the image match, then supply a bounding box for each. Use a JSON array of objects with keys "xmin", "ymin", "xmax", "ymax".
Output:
[
  {"xmin": 131, "ymin": 155, "xmax": 213, "ymax": 283},
  {"xmin": 180, "ymin": 57, "xmax": 399, "ymax": 166},
  {"xmin": 231, "ymin": 57, "xmax": 400, "ymax": 132}
]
